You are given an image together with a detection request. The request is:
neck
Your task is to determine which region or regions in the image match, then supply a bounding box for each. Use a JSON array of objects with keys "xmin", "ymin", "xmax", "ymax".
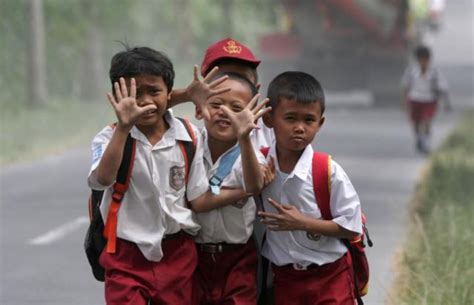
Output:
[
  {"xmin": 138, "ymin": 117, "xmax": 169, "ymax": 146},
  {"xmin": 208, "ymin": 136, "xmax": 237, "ymax": 163},
  {"xmin": 276, "ymin": 146, "xmax": 305, "ymax": 174}
]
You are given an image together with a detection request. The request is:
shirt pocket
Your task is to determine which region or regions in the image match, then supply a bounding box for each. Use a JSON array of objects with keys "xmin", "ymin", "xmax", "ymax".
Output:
[{"xmin": 289, "ymin": 210, "xmax": 328, "ymax": 251}]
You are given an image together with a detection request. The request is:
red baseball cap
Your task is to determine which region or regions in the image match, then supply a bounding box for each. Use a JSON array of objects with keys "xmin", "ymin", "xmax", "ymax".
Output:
[{"xmin": 201, "ymin": 37, "xmax": 261, "ymax": 76}]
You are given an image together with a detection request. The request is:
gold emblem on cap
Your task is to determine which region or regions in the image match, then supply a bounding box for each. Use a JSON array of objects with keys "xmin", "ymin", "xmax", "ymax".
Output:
[{"xmin": 223, "ymin": 40, "xmax": 242, "ymax": 54}]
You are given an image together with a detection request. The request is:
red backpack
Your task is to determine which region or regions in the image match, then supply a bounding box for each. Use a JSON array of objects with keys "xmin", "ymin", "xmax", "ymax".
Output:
[{"xmin": 260, "ymin": 148, "xmax": 373, "ymax": 305}]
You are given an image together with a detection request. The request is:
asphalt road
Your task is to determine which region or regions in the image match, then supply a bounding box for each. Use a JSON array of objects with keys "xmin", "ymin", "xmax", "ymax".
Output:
[{"xmin": 0, "ymin": 105, "xmax": 460, "ymax": 305}]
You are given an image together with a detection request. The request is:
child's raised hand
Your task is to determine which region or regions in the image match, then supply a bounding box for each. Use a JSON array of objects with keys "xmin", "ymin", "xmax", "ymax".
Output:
[
  {"xmin": 106, "ymin": 77, "xmax": 157, "ymax": 130},
  {"xmin": 186, "ymin": 65, "xmax": 230, "ymax": 121},
  {"xmin": 258, "ymin": 198, "xmax": 308, "ymax": 231},
  {"xmin": 220, "ymin": 94, "xmax": 271, "ymax": 140}
]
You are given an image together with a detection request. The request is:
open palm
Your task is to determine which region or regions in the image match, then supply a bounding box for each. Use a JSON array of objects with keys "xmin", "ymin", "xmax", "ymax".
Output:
[
  {"xmin": 106, "ymin": 77, "xmax": 157, "ymax": 129},
  {"xmin": 220, "ymin": 94, "xmax": 271, "ymax": 139}
]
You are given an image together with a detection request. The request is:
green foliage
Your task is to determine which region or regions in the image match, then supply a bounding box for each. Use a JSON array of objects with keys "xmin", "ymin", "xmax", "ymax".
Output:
[
  {"xmin": 392, "ymin": 111, "xmax": 474, "ymax": 305},
  {"xmin": 1, "ymin": 0, "xmax": 282, "ymax": 103}
]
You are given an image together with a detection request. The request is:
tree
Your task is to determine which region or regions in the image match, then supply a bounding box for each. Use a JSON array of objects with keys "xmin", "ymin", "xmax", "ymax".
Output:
[{"xmin": 28, "ymin": 0, "xmax": 48, "ymax": 106}]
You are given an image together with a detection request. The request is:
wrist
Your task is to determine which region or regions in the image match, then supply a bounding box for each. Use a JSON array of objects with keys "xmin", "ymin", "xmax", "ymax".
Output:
[{"xmin": 115, "ymin": 123, "xmax": 133, "ymax": 134}]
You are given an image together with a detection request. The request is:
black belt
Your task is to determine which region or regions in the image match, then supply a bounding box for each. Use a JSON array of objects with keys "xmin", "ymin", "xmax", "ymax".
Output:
[
  {"xmin": 197, "ymin": 242, "xmax": 243, "ymax": 253},
  {"xmin": 163, "ymin": 230, "xmax": 187, "ymax": 240}
]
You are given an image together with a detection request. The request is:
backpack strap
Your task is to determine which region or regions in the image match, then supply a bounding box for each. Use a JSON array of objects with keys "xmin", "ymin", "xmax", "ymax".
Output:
[
  {"xmin": 103, "ymin": 133, "xmax": 136, "ymax": 253},
  {"xmin": 209, "ymin": 145, "xmax": 241, "ymax": 194},
  {"xmin": 177, "ymin": 117, "xmax": 197, "ymax": 184},
  {"xmin": 312, "ymin": 152, "xmax": 332, "ymax": 220}
]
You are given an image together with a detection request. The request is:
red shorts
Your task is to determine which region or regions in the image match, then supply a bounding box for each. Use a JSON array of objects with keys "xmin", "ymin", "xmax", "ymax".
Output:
[
  {"xmin": 99, "ymin": 233, "xmax": 198, "ymax": 305},
  {"xmin": 195, "ymin": 239, "xmax": 258, "ymax": 305},
  {"xmin": 409, "ymin": 100, "xmax": 437, "ymax": 123},
  {"xmin": 272, "ymin": 254, "xmax": 355, "ymax": 305}
]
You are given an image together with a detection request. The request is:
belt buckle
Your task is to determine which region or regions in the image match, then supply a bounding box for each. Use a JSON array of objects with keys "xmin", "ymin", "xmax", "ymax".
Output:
[
  {"xmin": 201, "ymin": 244, "xmax": 224, "ymax": 253},
  {"xmin": 292, "ymin": 263, "xmax": 307, "ymax": 271}
]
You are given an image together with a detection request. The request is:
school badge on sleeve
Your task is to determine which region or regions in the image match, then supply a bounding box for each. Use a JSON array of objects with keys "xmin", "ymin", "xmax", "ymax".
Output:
[{"xmin": 169, "ymin": 166, "xmax": 185, "ymax": 191}]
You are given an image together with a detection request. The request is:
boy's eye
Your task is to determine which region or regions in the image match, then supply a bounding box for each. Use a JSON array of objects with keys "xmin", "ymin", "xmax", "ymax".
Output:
[
  {"xmin": 150, "ymin": 89, "xmax": 160, "ymax": 95},
  {"xmin": 305, "ymin": 117, "xmax": 316, "ymax": 123},
  {"xmin": 284, "ymin": 116, "xmax": 295, "ymax": 122},
  {"xmin": 232, "ymin": 106, "xmax": 243, "ymax": 112},
  {"xmin": 209, "ymin": 102, "xmax": 221, "ymax": 109}
]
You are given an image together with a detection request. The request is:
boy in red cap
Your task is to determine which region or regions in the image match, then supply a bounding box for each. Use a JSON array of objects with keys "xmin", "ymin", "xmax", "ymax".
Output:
[{"xmin": 169, "ymin": 37, "xmax": 274, "ymax": 149}]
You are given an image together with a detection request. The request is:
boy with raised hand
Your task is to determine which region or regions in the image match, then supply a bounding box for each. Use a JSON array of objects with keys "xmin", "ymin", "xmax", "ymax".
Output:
[
  {"xmin": 169, "ymin": 37, "xmax": 274, "ymax": 149},
  {"xmin": 257, "ymin": 71, "xmax": 363, "ymax": 305},
  {"xmin": 191, "ymin": 72, "xmax": 271, "ymax": 305},
  {"xmin": 88, "ymin": 46, "xmax": 253, "ymax": 305}
]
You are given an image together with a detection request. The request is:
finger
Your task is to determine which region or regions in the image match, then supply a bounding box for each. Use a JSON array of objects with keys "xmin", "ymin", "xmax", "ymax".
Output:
[
  {"xmin": 254, "ymin": 106, "xmax": 272, "ymax": 121},
  {"xmin": 138, "ymin": 104, "xmax": 157, "ymax": 115},
  {"xmin": 257, "ymin": 211, "xmax": 281, "ymax": 220},
  {"xmin": 106, "ymin": 93, "xmax": 117, "ymax": 109},
  {"xmin": 253, "ymin": 98, "xmax": 270, "ymax": 114},
  {"xmin": 114, "ymin": 82, "xmax": 123, "ymax": 101},
  {"xmin": 261, "ymin": 219, "xmax": 282, "ymax": 226},
  {"xmin": 268, "ymin": 198, "xmax": 285, "ymax": 213},
  {"xmin": 193, "ymin": 65, "xmax": 199, "ymax": 81},
  {"xmin": 247, "ymin": 93, "xmax": 260, "ymax": 110},
  {"xmin": 209, "ymin": 86, "xmax": 231, "ymax": 97},
  {"xmin": 209, "ymin": 75, "xmax": 229, "ymax": 88},
  {"xmin": 120, "ymin": 77, "xmax": 128, "ymax": 98},
  {"xmin": 201, "ymin": 106, "xmax": 211, "ymax": 121},
  {"xmin": 219, "ymin": 105, "xmax": 233, "ymax": 119},
  {"xmin": 130, "ymin": 78, "xmax": 136, "ymax": 99},
  {"xmin": 203, "ymin": 66, "xmax": 220, "ymax": 83}
]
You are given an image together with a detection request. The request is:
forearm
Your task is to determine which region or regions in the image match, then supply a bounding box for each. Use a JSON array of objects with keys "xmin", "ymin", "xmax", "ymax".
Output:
[
  {"xmin": 96, "ymin": 126, "xmax": 130, "ymax": 186},
  {"xmin": 168, "ymin": 88, "xmax": 189, "ymax": 109},
  {"xmin": 302, "ymin": 217, "xmax": 359, "ymax": 239},
  {"xmin": 239, "ymin": 136, "xmax": 264, "ymax": 194},
  {"xmin": 190, "ymin": 188, "xmax": 250, "ymax": 213}
]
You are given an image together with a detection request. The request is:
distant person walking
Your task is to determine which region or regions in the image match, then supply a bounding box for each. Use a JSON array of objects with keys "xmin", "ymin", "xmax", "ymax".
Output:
[{"xmin": 401, "ymin": 45, "xmax": 451, "ymax": 154}]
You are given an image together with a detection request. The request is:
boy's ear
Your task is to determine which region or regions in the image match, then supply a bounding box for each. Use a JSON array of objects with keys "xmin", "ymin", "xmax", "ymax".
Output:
[
  {"xmin": 195, "ymin": 106, "xmax": 203, "ymax": 120},
  {"xmin": 318, "ymin": 116, "xmax": 325, "ymax": 128},
  {"xmin": 262, "ymin": 112, "xmax": 273, "ymax": 128},
  {"xmin": 167, "ymin": 91, "xmax": 172, "ymax": 101}
]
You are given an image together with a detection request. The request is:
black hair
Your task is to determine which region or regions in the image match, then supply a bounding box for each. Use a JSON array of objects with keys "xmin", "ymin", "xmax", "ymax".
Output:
[
  {"xmin": 415, "ymin": 45, "xmax": 431, "ymax": 59},
  {"xmin": 267, "ymin": 71, "xmax": 325, "ymax": 114},
  {"xmin": 109, "ymin": 46, "xmax": 175, "ymax": 92},
  {"xmin": 210, "ymin": 58, "xmax": 258, "ymax": 84},
  {"xmin": 211, "ymin": 72, "xmax": 258, "ymax": 98}
]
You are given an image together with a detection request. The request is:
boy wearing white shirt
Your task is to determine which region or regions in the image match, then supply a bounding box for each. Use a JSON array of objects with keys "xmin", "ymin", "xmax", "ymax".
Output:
[
  {"xmin": 89, "ymin": 46, "xmax": 252, "ymax": 305},
  {"xmin": 258, "ymin": 71, "xmax": 363, "ymax": 305},
  {"xmin": 192, "ymin": 73, "xmax": 270, "ymax": 305},
  {"xmin": 401, "ymin": 45, "xmax": 450, "ymax": 153}
]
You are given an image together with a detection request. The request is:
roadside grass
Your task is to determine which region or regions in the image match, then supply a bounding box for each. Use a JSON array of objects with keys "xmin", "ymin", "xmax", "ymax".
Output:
[
  {"xmin": 388, "ymin": 111, "xmax": 474, "ymax": 305},
  {"xmin": 0, "ymin": 98, "xmax": 113, "ymax": 165}
]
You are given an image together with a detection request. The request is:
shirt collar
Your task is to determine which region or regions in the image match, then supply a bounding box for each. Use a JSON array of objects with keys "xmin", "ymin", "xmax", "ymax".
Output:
[
  {"xmin": 269, "ymin": 143, "xmax": 313, "ymax": 181},
  {"xmin": 201, "ymin": 128, "xmax": 239, "ymax": 166},
  {"xmin": 130, "ymin": 110, "xmax": 193, "ymax": 148}
]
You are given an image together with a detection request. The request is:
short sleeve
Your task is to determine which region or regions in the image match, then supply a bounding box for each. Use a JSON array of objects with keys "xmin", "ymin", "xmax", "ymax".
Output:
[
  {"xmin": 329, "ymin": 160, "xmax": 362, "ymax": 234},
  {"xmin": 185, "ymin": 124, "xmax": 211, "ymax": 201},
  {"xmin": 87, "ymin": 126, "xmax": 113, "ymax": 190}
]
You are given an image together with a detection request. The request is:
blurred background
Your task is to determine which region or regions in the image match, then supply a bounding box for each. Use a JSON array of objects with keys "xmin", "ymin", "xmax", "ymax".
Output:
[{"xmin": 0, "ymin": 1, "xmax": 473, "ymax": 304}]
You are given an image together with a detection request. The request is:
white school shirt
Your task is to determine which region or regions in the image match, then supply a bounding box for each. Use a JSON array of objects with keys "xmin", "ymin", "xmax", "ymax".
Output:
[
  {"xmin": 195, "ymin": 128, "xmax": 266, "ymax": 244},
  {"xmin": 261, "ymin": 144, "xmax": 362, "ymax": 267},
  {"xmin": 88, "ymin": 111, "xmax": 209, "ymax": 262},
  {"xmin": 400, "ymin": 64, "xmax": 448, "ymax": 102}
]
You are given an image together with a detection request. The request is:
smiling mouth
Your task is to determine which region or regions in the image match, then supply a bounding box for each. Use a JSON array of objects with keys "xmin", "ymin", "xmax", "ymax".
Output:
[
  {"xmin": 144, "ymin": 109, "xmax": 157, "ymax": 115},
  {"xmin": 216, "ymin": 119, "xmax": 231, "ymax": 128}
]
